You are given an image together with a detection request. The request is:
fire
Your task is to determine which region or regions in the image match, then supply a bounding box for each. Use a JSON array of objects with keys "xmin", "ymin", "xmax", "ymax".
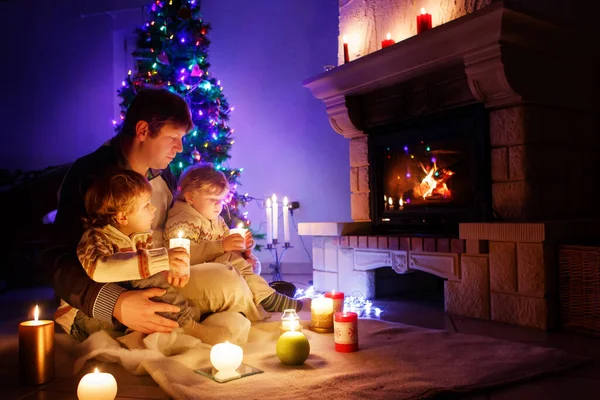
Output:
[{"xmin": 414, "ymin": 159, "xmax": 454, "ymax": 199}]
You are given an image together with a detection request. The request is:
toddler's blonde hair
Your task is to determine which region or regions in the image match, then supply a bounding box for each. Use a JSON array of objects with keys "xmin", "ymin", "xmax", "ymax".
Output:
[{"xmin": 176, "ymin": 163, "xmax": 230, "ymax": 201}]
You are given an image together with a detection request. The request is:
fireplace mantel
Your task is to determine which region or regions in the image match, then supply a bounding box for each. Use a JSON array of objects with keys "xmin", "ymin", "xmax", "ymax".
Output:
[{"xmin": 304, "ymin": 1, "xmax": 597, "ymax": 139}]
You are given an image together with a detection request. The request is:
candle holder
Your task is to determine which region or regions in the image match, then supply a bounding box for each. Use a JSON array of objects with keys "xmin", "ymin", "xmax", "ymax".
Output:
[{"xmin": 266, "ymin": 241, "xmax": 292, "ymax": 282}]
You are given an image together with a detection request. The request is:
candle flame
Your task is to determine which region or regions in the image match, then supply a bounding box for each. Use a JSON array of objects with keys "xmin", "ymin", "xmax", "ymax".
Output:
[
  {"xmin": 34, "ymin": 305, "xmax": 39, "ymax": 321},
  {"xmin": 266, "ymin": 198, "xmax": 271, "ymax": 208},
  {"xmin": 421, "ymin": 7, "xmax": 426, "ymax": 14},
  {"xmin": 388, "ymin": 197, "xmax": 393, "ymax": 205},
  {"xmin": 399, "ymin": 197, "xmax": 404, "ymax": 207},
  {"xmin": 331, "ymin": 289, "xmax": 336, "ymax": 295},
  {"xmin": 343, "ymin": 35, "xmax": 348, "ymax": 43},
  {"xmin": 94, "ymin": 367, "xmax": 99, "ymax": 373},
  {"xmin": 178, "ymin": 230, "xmax": 183, "ymax": 239},
  {"xmin": 283, "ymin": 196, "xmax": 289, "ymax": 207},
  {"xmin": 289, "ymin": 321, "xmax": 300, "ymax": 332},
  {"xmin": 271, "ymin": 193, "xmax": 277, "ymax": 203},
  {"xmin": 386, "ymin": 32, "xmax": 391, "ymax": 40}
]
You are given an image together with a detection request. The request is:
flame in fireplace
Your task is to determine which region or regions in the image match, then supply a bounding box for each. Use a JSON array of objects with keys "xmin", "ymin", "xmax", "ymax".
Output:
[{"xmin": 414, "ymin": 159, "xmax": 454, "ymax": 200}]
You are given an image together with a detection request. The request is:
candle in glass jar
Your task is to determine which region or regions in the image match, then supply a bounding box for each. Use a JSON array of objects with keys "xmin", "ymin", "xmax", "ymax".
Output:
[
  {"xmin": 334, "ymin": 311, "xmax": 359, "ymax": 352},
  {"xmin": 169, "ymin": 231, "xmax": 190, "ymax": 276},
  {"xmin": 19, "ymin": 305, "xmax": 54, "ymax": 385},
  {"xmin": 77, "ymin": 368, "xmax": 118, "ymax": 400},
  {"xmin": 280, "ymin": 309, "xmax": 302, "ymax": 333},
  {"xmin": 309, "ymin": 297, "xmax": 334, "ymax": 332},
  {"xmin": 324, "ymin": 290, "xmax": 345, "ymax": 313}
]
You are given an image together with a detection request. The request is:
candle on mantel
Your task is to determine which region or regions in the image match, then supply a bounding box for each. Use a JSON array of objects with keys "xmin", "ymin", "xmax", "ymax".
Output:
[
  {"xmin": 342, "ymin": 35, "xmax": 350, "ymax": 63},
  {"xmin": 381, "ymin": 32, "xmax": 395, "ymax": 49},
  {"xmin": 19, "ymin": 305, "xmax": 54, "ymax": 386},
  {"xmin": 265, "ymin": 197, "xmax": 273, "ymax": 245},
  {"xmin": 282, "ymin": 196, "xmax": 290, "ymax": 245},
  {"xmin": 77, "ymin": 368, "xmax": 118, "ymax": 400},
  {"xmin": 417, "ymin": 8, "xmax": 432, "ymax": 34},
  {"xmin": 324, "ymin": 290, "xmax": 345, "ymax": 313},
  {"xmin": 271, "ymin": 193, "xmax": 279, "ymax": 244},
  {"xmin": 309, "ymin": 297, "xmax": 334, "ymax": 333},
  {"xmin": 334, "ymin": 311, "xmax": 359, "ymax": 352},
  {"xmin": 169, "ymin": 231, "xmax": 191, "ymax": 276},
  {"xmin": 388, "ymin": 196, "xmax": 393, "ymax": 211},
  {"xmin": 229, "ymin": 223, "xmax": 248, "ymax": 250}
]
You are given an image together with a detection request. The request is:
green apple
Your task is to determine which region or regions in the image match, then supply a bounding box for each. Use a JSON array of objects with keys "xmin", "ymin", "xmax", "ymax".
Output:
[{"xmin": 276, "ymin": 331, "xmax": 310, "ymax": 365}]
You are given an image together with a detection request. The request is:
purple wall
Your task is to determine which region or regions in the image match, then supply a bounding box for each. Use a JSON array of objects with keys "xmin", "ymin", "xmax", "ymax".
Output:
[{"xmin": 0, "ymin": 0, "xmax": 350, "ymax": 266}]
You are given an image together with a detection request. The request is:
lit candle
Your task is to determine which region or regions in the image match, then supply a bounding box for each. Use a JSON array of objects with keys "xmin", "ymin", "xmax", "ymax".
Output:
[
  {"xmin": 229, "ymin": 222, "xmax": 248, "ymax": 250},
  {"xmin": 210, "ymin": 341, "xmax": 243, "ymax": 380},
  {"xmin": 334, "ymin": 311, "xmax": 359, "ymax": 352},
  {"xmin": 169, "ymin": 231, "xmax": 191, "ymax": 276},
  {"xmin": 381, "ymin": 32, "xmax": 395, "ymax": 48},
  {"xmin": 388, "ymin": 196, "xmax": 393, "ymax": 211},
  {"xmin": 276, "ymin": 325, "xmax": 310, "ymax": 365},
  {"xmin": 265, "ymin": 197, "xmax": 273, "ymax": 245},
  {"xmin": 342, "ymin": 35, "xmax": 350, "ymax": 63},
  {"xmin": 271, "ymin": 193, "xmax": 278, "ymax": 243},
  {"xmin": 324, "ymin": 290, "xmax": 345, "ymax": 313},
  {"xmin": 77, "ymin": 367, "xmax": 118, "ymax": 400},
  {"xmin": 282, "ymin": 196, "xmax": 290, "ymax": 245},
  {"xmin": 280, "ymin": 309, "xmax": 301, "ymax": 333},
  {"xmin": 416, "ymin": 8, "xmax": 432, "ymax": 34},
  {"xmin": 399, "ymin": 196, "xmax": 404, "ymax": 210},
  {"xmin": 309, "ymin": 297, "xmax": 334, "ymax": 333},
  {"xmin": 19, "ymin": 305, "xmax": 54, "ymax": 385}
]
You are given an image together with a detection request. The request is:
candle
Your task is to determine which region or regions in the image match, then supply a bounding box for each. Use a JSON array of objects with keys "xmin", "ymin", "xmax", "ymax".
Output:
[
  {"xmin": 342, "ymin": 35, "xmax": 350, "ymax": 63},
  {"xmin": 77, "ymin": 368, "xmax": 118, "ymax": 400},
  {"xmin": 416, "ymin": 8, "xmax": 432, "ymax": 34},
  {"xmin": 169, "ymin": 231, "xmax": 191, "ymax": 276},
  {"xmin": 265, "ymin": 197, "xmax": 273, "ymax": 245},
  {"xmin": 280, "ymin": 309, "xmax": 301, "ymax": 333},
  {"xmin": 324, "ymin": 290, "xmax": 345, "ymax": 313},
  {"xmin": 381, "ymin": 32, "xmax": 395, "ymax": 48},
  {"xmin": 282, "ymin": 196, "xmax": 290, "ymax": 245},
  {"xmin": 19, "ymin": 305, "xmax": 54, "ymax": 385},
  {"xmin": 271, "ymin": 193, "xmax": 278, "ymax": 243},
  {"xmin": 309, "ymin": 297, "xmax": 334, "ymax": 333},
  {"xmin": 334, "ymin": 311, "xmax": 359, "ymax": 352},
  {"xmin": 210, "ymin": 341, "xmax": 243, "ymax": 380},
  {"xmin": 276, "ymin": 326, "xmax": 310, "ymax": 365},
  {"xmin": 229, "ymin": 223, "xmax": 248, "ymax": 250}
]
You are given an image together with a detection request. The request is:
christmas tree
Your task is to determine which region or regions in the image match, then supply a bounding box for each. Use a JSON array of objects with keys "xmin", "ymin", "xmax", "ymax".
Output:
[{"xmin": 115, "ymin": 0, "xmax": 253, "ymax": 230}]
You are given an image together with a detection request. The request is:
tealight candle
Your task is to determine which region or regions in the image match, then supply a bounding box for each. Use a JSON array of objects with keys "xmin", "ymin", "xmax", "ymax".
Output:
[
  {"xmin": 169, "ymin": 230, "xmax": 191, "ymax": 275},
  {"xmin": 309, "ymin": 297, "xmax": 334, "ymax": 333},
  {"xmin": 210, "ymin": 341, "xmax": 243, "ymax": 380},
  {"xmin": 334, "ymin": 311, "xmax": 359, "ymax": 352},
  {"xmin": 19, "ymin": 305, "xmax": 54, "ymax": 385},
  {"xmin": 229, "ymin": 223, "xmax": 248, "ymax": 250},
  {"xmin": 77, "ymin": 367, "xmax": 118, "ymax": 400},
  {"xmin": 280, "ymin": 309, "xmax": 302, "ymax": 333},
  {"xmin": 324, "ymin": 290, "xmax": 345, "ymax": 313}
]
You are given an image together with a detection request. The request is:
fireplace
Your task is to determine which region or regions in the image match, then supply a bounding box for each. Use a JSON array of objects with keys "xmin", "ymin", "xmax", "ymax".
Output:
[{"xmin": 368, "ymin": 104, "xmax": 490, "ymax": 233}]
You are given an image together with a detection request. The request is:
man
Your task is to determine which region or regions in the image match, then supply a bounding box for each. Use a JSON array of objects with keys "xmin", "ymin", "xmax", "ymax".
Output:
[{"xmin": 51, "ymin": 88, "xmax": 193, "ymax": 334}]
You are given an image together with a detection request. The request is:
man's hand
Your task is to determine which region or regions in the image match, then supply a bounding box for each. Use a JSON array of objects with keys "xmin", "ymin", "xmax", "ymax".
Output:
[
  {"xmin": 113, "ymin": 288, "xmax": 180, "ymax": 334},
  {"xmin": 223, "ymin": 233, "xmax": 245, "ymax": 252}
]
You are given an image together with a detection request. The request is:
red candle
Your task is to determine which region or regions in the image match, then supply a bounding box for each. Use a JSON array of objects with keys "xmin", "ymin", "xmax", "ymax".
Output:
[
  {"xmin": 381, "ymin": 33, "xmax": 395, "ymax": 49},
  {"xmin": 416, "ymin": 8, "xmax": 432, "ymax": 34},
  {"xmin": 342, "ymin": 35, "xmax": 350, "ymax": 64},
  {"xmin": 334, "ymin": 312, "xmax": 358, "ymax": 352},
  {"xmin": 324, "ymin": 290, "xmax": 345, "ymax": 313}
]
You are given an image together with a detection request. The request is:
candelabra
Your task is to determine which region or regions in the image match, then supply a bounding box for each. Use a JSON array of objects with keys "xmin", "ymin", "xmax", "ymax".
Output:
[{"xmin": 267, "ymin": 239, "xmax": 292, "ymax": 282}]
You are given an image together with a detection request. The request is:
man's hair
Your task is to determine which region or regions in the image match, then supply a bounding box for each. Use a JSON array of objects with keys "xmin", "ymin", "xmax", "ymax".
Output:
[
  {"xmin": 84, "ymin": 169, "xmax": 153, "ymax": 228},
  {"xmin": 176, "ymin": 163, "xmax": 230, "ymax": 201},
  {"xmin": 119, "ymin": 88, "xmax": 194, "ymax": 138}
]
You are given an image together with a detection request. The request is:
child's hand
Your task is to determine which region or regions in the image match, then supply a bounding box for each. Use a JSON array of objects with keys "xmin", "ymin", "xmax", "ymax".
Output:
[
  {"xmin": 244, "ymin": 230, "xmax": 253, "ymax": 249},
  {"xmin": 223, "ymin": 234, "xmax": 245, "ymax": 252},
  {"xmin": 167, "ymin": 247, "xmax": 190, "ymax": 288}
]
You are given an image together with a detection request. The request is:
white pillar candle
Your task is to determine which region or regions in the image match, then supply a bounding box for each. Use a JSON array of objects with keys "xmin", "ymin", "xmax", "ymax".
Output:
[
  {"xmin": 77, "ymin": 368, "xmax": 118, "ymax": 400},
  {"xmin": 210, "ymin": 341, "xmax": 243, "ymax": 380},
  {"xmin": 282, "ymin": 196, "xmax": 290, "ymax": 244},
  {"xmin": 229, "ymin": 223, "xmax": 248, "ymax": 250},
  {"xmin": 271, "ymin": 193, "xmax": 278, "ymax": 243},
  {"xmin": 169, "ymin": 231, "xmax": 191, "ymax": 275},
  {"xmin": 310, "ymin": 297, "xmax": 334, "ymax": 332},
  {"xmin": 265, "ymin": 198, "xmax": 273, "ymax": 244}
]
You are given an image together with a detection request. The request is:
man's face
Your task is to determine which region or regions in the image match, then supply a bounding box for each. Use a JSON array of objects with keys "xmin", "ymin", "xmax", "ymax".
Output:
[
  {"xmin": 142, "ymin": 122, "xmax": 187, "ymax": 170},
  {"xmin": 126, "ymin": 192, "xmax": 156, "ymax": 233},
  {"xmin": 189, "ymin": 189, "xmax": 228, "ymax": 220}
]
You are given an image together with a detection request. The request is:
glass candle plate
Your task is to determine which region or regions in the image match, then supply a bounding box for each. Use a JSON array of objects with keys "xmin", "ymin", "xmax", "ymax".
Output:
[{"xmin": 195, "ymin": 363, "xmax": 263, "ymax": 383}]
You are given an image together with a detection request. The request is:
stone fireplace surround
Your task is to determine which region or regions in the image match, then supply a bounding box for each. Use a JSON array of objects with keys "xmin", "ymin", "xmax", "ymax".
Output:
[{"xmin": 298, "ymin": 2, "xmax": 600, "ymax": 330}]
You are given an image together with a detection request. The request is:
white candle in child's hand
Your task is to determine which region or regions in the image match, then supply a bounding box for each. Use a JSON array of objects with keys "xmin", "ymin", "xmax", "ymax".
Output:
[
  {"xmin": 283, "ymin": 196, "xmax": 290, "ymax": 244},
  {"xmin": 169, "ymin": 231, "xmax": 191, "ymax": 275},
  {"xmin": 77, "ymin": 368, "xmax": 118, "ymax": 400},
  {"xmin": 272, "ymin": 193, "xmax": 278, "ymax": 242},
  {"xmin": 265, "ymin": 198, "xmax": 273, "ymax": 244},
  {"xmin": 229, "ymin": 223, "xmax": 248, "ymax": 250}
]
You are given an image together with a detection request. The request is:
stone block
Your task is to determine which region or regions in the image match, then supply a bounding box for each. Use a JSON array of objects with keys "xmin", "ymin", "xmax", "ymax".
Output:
[
  {"xmin": 411, "ymin": 237, "xmax": 423, "ymax": 252},
  {"xmin": 424, "ymin": 238, "xmax": 437, "ymax": 252},
  {"xmin": 340, "ymin": 236, "xmax": 349, "ymax": 247},
  {"xmin": 337, "ymin": 248, "xmax": 355, "ymax": 284},
  {"xmin": 489, "ymin": 241, "xmax": 517, "ymax": 293},
  {"xmin": 491, "ymin": 181, "xmax": 539, "ymax": 221},
  {"xmin": 349, "ymin": 137, "xmax": 368, "ymax": 167},
  {"xmin": 491, "ymin": 293, "xmax": 547, "ymax": 329},
  {"xmin": 313, "ymin": 270, "xmax": 339, "ymax": 293},
  {"xmin": 357, "ymin": 166, "xmax": 369, "ymax": 192},
  {"xmin": 517, "ymin": 242, "xmax": 545, "ymax": 297},
  {"xmin": 367, "ymin": 236, "xmax": 378, "ymax": 249},
  {"xmin": 312, "ymin": 237, "xmax": 325, "ymax": 271},
  {"xmin": 491, "ymin": 147, "xmax": 508, "ymax": 181},
  {"xmin": 349, "ymin": 236, "xmax": 359, "ymax": 248},
  {"xmin": 444, "ymin": 255, "xmax": 490, "ymax": 320},
  {"xmin": 450, "ymin": 239, "xmax": 465, "ymax": 253},
  {"xmin": 358, "ymin": 236, "xmax": 368, "ymax": 248},
  {"xmin": 323, "ymin": 236, "xmax": 339, "ymax": 273},
  {"xmin": 489, "ymin": 106, "xmax": 541, "ymax": 147},
  {"xmin": 350, "ymin": 168, "xmax": 358, "ymax": 192},
  {"xmin": 437, "ymin": 238, "xmax": 450, "ymax": 253},
  {"xmin": 465, "ymin": 239, "xmax": 488, "ymax": 254},
  {"xmin": 378, "ymin": 236, "xmax": 389, "ymax": 249},
  {"xmin": 399, "ymin": 237, "xmax": 410, "ymax": 251},
  {"xmin": 351, "ymin": 192, "xmax": 370, "ymax": 221},
  {"xmin": 388, "ymin": 236, "xmax": 399, "ymax": 250}
]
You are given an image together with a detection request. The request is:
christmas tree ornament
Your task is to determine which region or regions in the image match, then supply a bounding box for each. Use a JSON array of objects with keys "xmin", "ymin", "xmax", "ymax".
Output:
[
  {"xmin": 191, "ymin": 147, "xmax": 201, "ymax": 161},
  {"xmin": 157, "ymin": 50, "xmax": 170, "ymax": 65},
  {"xmin": 191, "ymin": 64, "xmax": 202, "ymax": 77}
]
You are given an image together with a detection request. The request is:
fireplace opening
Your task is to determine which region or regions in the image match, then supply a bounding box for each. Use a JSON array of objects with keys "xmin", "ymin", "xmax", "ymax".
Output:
[
  {"xmin": 375, "ymin": 268, "xmax": 444, "ymax": 309},
  {"xmin": 369, "ymin": 104, "xmax": 491, "ymax": 233}
]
